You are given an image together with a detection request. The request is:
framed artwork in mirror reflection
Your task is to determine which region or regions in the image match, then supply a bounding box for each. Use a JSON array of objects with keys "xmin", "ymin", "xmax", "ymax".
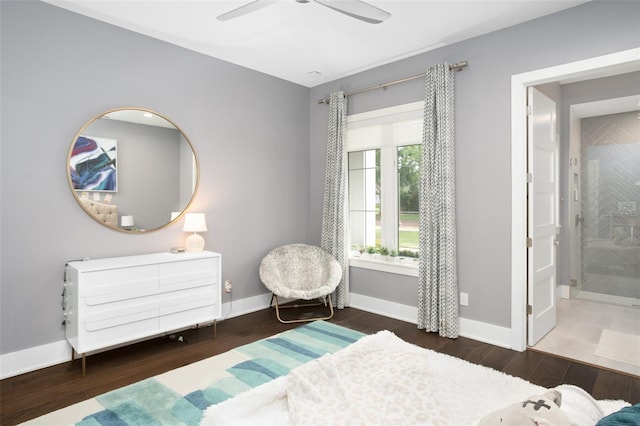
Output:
[{"xmin": 70, "ymin": 135, "xmax": 117, "ymax": 192}]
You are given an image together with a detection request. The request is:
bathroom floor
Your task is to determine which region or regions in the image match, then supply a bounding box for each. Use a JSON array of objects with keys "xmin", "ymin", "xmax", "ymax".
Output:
[{"xmin": 531, "ymin": 298, "xmax": 640, "ymax": 377}]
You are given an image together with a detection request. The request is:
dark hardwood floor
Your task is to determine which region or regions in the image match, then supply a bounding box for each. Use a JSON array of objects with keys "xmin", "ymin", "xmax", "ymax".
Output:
[{"xmin": 1, "ymin": 307, "xmax": 638, "ymax": 425}]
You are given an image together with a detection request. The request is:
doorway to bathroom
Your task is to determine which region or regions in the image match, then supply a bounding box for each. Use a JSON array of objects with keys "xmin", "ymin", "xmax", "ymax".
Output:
[
  {"xmin": 511, "ymin": 48, "xmax": 640, "ymax": 375},
  {"xmin": 568, "ymin": 105, "xmax": 640, "ymax": 307},
  {"xmin": 533, "ymin": 97, "xmax": 640, "ymax": 376}
]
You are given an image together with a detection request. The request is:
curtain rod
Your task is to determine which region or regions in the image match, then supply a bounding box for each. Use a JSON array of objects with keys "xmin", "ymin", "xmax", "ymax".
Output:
[{"xmin": 317, "ymin": 61, "xmax": 468, "ymax": 105}]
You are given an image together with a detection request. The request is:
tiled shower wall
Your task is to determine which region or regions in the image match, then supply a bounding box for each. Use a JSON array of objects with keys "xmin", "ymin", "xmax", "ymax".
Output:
[{"xmin": 580, "ymin": 111, "xmax": 640, "ymax": 300}]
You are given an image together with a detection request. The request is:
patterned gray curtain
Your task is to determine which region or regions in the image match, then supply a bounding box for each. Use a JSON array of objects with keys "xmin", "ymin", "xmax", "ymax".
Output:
[
  {"xmin": 417, "ymin": 63, "xmax": 459, "ymax": 338},
  {"xmin": 321, "ymin": 91, "xmax": 349, "ymax": 308}
]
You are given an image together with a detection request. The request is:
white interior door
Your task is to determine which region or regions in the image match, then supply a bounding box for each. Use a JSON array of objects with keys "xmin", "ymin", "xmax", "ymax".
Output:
[{"xmin": 527, "ymin": 87, "xmax": 558, "ymax": 346}]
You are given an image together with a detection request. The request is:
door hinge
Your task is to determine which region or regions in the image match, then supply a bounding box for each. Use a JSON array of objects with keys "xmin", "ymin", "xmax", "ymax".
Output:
[
  {"xmin": 527, "ymin": 305, "xmax": 533, "ymax": 315},
  {"xmin": 526, "ymin": 237, "xmax": 533, "ymax": 248},
  {"xmin": 527, "ymin": 173, "xmax": 533, "ymax": 183},
  {"xmin": 527, "ymin": 105, "xmax": 533, "ymax": 116}
]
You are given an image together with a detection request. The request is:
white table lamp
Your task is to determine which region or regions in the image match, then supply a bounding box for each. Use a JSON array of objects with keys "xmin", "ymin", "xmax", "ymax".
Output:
[
  {"xmin": 121, "ymin": 215, "xmax": 134, "ymax": 229},
  {"xmin": 183, "ymin": 213, "xmax": 207, "ymax": 252}
]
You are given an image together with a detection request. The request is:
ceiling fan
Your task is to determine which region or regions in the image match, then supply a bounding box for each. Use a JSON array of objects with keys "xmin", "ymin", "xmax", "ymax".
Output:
[{"xmin": 217, "ymin": 0, "xmax": 391, "ymax": 24}]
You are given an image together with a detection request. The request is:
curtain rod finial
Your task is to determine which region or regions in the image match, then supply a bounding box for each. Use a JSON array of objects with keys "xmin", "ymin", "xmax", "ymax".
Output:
[{"xmin": 449, "ymin": 61, "xmax": 468, "ymax": 72}]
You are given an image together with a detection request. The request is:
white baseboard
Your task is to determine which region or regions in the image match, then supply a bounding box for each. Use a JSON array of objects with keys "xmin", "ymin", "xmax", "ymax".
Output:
[
  {"xmin": 349, "ymin": 293, "xmax": 418, "ymax": 324},
  {"xmin": 573, "ymin": 290, "xmax": 640, "ymax": 307},
  {"xmin": 0, "ymin": 293, "xmax": 273, "ymax": 380},
  {"xmin": 349, "ymin": 292, "xmax": 516, "ymax": 350},
  {"xmin": 219, "ymin": 292, "xmax": 273, "ymax": 321},
  {"xmin": 458, "ymin": 317, "xmax": 515, "ymax": 350},
  {"xmin": 559, "ymin": 284, "xmax": 571, "ymax": 299},
  {"xmin": 0, "ymin": 340, "xmax": 72, "ymax": 380},
  {"xmin": 1, "ymin": 291, "xmax": 518, "ymax": 379}
]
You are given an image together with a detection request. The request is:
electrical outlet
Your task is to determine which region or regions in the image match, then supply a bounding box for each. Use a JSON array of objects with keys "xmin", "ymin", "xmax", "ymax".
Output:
[
  {"xmin": 459, "ymin": 292, "xmax": 469, "ymax": 306},
  {"xmin": 224, "ymin": 280, "xmax": 232, "ymax": 293}
]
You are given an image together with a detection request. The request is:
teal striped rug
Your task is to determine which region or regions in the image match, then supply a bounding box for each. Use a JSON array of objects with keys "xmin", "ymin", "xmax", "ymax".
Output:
[{"xmin": 42, "ymin": 321, "xmax": 364, "ymax": 426}]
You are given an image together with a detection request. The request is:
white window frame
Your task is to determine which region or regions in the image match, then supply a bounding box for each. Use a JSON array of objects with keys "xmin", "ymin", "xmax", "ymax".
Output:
[{"xmin": 346, "ymin": 101, "xmax": 424, "ymax": 277}]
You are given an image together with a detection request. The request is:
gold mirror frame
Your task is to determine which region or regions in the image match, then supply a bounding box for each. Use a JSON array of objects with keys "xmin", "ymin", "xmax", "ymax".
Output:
[{"xmin": 67, "ymin": 107, "xmax": 199, "ymax": 233}]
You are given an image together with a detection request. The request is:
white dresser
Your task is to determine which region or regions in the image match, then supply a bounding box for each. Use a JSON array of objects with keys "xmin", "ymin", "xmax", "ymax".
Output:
[{"xmin": 63, "ymin": 251, "xmax": 221, "ymax": 375}]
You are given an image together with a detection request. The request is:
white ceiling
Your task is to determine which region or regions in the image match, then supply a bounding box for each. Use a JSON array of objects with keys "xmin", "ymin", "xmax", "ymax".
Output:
[
  {"xmin": 102, "ymin": 109, "xmax": 177, "ymax": 128},
  {"xmin": 43, "ymin": 0, "xmax": 589, "ymax": 87},
  {"xmin": 572, "ymin": 95, "xmax": 640, "ymax": 118}
]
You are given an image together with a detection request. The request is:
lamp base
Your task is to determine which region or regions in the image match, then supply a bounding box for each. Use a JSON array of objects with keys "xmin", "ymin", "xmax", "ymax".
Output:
[{"xmin": 185, "ymin": 233, "xmax": 205, "ymax": 252}]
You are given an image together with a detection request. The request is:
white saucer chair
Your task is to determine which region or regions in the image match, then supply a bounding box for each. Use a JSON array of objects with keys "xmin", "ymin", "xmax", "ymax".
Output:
[{"xmin": 259, "ymin": 243, "xmax": 342, "ymax": 323}]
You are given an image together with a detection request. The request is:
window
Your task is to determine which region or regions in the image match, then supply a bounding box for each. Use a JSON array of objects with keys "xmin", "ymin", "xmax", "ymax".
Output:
[
  {"xmin": 397, "ymin": 144, "xmax": 421, "ymax": 255},
  {"xmin": 346, "ymin": 102, "xmax": 424, "ymax": 270},
  {"xmin": 348, "ymin": 149, "xmax": 380, "ymax": 252}
]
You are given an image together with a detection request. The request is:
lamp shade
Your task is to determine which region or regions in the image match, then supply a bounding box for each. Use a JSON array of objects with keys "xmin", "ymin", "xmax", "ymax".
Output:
[
  {"xmin": 121, "ymin": 215, "xmax": 134, "ymax": 227},
  {"xmin": 183, "ymin": 213, "xmax": 207, "ymax": 233}
]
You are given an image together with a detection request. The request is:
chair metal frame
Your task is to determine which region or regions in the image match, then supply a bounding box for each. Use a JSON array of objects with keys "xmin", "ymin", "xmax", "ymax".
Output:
[{"xmin": 269, "ymin": 293, "xmax": 335, "ymax": 324}]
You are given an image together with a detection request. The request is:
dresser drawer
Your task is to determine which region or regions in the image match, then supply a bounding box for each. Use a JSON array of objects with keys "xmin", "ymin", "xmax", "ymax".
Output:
[
  {"xmin": 82, "ymin": 317, "xmax": 160, "ymax": 353},
  {"xmin": 158, "ymin": 305, "xmax": 217, "ymax": 332},
  {"xmin": 82, "ymin": 264, "xmax": 158, "ymax": 287},
  {"xmin": 159, "ymin": 258, "xmax": 218, "ymax": 293},
  {"xmin": 158, "ymin": 285, "xmax": 218, "ymax": 331},
  {"xmin": 83, "ymin": 265, "xmax": 158, "ymax": 305},
  {"xmin": 85, "ymin": 302, "xmax": 158, "ymax": 332},
  {"xmin": 158, "ymin": 285, "xmax": 218, "ymax": 315},
  {"xmin": 82, "ymin": 302, "xmax": 159, "ymax": 352}
]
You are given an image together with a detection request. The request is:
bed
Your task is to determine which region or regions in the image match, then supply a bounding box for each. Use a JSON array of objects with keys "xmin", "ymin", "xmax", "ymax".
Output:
[
  {"xmin": 79, "ymin": 197, "xmax": 118, "ymax": 228},
  {"xmin": 201, "ymin": 330, "xmax": 630, "ymax": 426}
]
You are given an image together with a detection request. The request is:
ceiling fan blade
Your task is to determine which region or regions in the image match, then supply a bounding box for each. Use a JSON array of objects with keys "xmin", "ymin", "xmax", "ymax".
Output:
[
  {"xmin": 217, "ymin": 0, "xmax": 278, "ymax": 21},
  {"xmin": 314, "ymin": 0, "xmax": 391, "ymax": 24}
]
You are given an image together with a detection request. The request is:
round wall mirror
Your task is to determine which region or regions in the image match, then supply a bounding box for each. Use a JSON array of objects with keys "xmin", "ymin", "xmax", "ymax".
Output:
[{"xmin": 67, "ymin": 107, "xmax": 198, "ymax": 233}]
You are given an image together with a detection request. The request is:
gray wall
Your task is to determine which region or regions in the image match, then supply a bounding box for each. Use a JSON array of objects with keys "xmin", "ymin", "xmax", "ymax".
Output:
[
  {"xmin": 309, "ymin": 0, "xmax": 640, "ymax": 328},
  {"xmin": 0, "ymin": 1, "xmax": 310, "ymax": 354}
]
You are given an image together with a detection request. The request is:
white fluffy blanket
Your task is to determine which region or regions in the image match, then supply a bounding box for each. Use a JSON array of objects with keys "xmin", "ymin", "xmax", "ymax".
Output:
[
  {"xmin": 201, "ymin": 331, "xmax": 628, "ymax": 426},
  {"xmin": 286, "ymin": 330, "xmax": 447, "ymax": 425}
]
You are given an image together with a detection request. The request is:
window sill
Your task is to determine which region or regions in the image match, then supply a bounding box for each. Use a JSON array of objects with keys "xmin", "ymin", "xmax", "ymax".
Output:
[{"xmin": 349, "ymin": 256, "xmax": 419, "ymax": 277}]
